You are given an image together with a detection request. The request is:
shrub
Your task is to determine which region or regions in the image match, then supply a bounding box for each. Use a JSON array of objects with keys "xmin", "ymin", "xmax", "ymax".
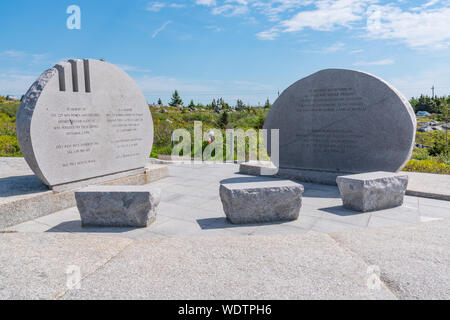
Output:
[
  {"xmin": 436, "ymin": 153, "xmax": 450, "ymax": 166},
  {"xmin": 403, "ymin": 159, "xmax": 450, "ymax": 175},
  {"xmin": 0, "ymin": 102, "xmax": 19, "ymax": 119},
  {"xmin": 0, "ymin": 135, "xmax": 21, "ymax": 156},
  {"xmin": 428, "ymin": 132, "xmax": 449, "ymax": 157},
  {"xmin": 411, "ymin": 148, "xmax": 431, "ymax": 161},
  {"xmin": 0, "ymin": 113, "xmax": 16, "ymax": 136}
]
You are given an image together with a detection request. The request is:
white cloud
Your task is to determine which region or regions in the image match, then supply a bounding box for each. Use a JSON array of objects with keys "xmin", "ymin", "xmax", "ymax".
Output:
[
  {"xmin": 169, "ymin": 3, "xmax": 186, "ymax": 8},
  {"xmin": 323, "ymin": 42, "xmax": 345, "ymax": 53},
  {"xmin": 152, "ymin": 21, "xmax": 172, "ymax": 38},
  {"xmin": 280, "ymin": 0, "xmax": 375, "ymax": 33},
  {"xmin": 196, "ymin": 0, "xmax": 217, "ymax": 6},
  {"xmin": 232, "ymin": 80, "xmax": 274, "ymax": 91},
  {"xmin": 388, "ymin": 66, "xmax": 450, "ymax": 99},
  {"xmin": 0, "ymin": 72, "xmax": 37, "ymax": 96},
  {"xmin": 350, "ymin": 48, "xmax": 364, "ymax": 54},
  {"xmin": 353, "ymin": 58, "xmax": 395, "ymax": 66},
  {"xmin": 298, "ymin": 42, "xmax": 350, "ymax": 53},
  {"xmin": 0, "ymin": 50, "xmax": 27, "ymax": 58},
  {"xmin": 212, "ymin": 4, "xmax": 249, "ymax": 16},
  {"xmin": 255, "ymin": 0, "xmax": 378, "ymax": 40},
  {"xmin": 116, "ymin": 64, "xmax": 151, "ymax": 73},
  {"xmin": 146, "ymin": 2, "xmax": 165, "ymax": 12},
  {"xmin": 253, "ymin": 0, "xmax": 314, "ymax": 22},
  {"xmin": 206, "ymin": 25, "xmax": 223, "ymax": 32},
  {"xmin": 256, "ymin": 28, "xmax": 280, "ymax": 40},
  {"xmin": 253, "ymin": 0, "xmax": 450, "ymax": 50},
  {"xmin": 146, "ymin": 2, "xmax": 186, "ymax": 11},
  {"xmin": 0, "ymin": 50, "xmax": 49, "ymax": 65},
  {"xmin": 423, "ymin": 0, "xmax": 440, "ymax": 8},
  {"xmin": 366, "ymin": 4, "xmax": 450, "ymax": 49},
  {"xmin": 134, "ymin": 75, "xmax": 216, "ymax": 94}
]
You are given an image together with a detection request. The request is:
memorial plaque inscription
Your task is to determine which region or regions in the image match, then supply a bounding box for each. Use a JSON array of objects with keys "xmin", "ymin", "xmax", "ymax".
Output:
[
  {"xmin": 16, "ymin": 59, "xmax": 154, "ymax": 187},
  {"xmin": 264, "ymin": 69, "xmax": 416, "ymax": 174}
]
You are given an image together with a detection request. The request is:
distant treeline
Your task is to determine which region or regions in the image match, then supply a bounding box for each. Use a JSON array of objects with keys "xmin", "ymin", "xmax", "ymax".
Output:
[
  {"xmin": 1, "ymin": 94, "xmax": 449, "ymax": 116},
  {"xmin": 154, "ymin": 91, "xmax": 450, "ymax": 114},
  {"xmin": 410, "ymin": 95, "xmax": 450, "ymax": 114}
]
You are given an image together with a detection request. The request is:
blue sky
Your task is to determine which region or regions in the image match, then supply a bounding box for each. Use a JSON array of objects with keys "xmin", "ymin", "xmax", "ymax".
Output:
[{"xmin": 0, "ymin": 0, "xmax": 449, "ymax": 105}]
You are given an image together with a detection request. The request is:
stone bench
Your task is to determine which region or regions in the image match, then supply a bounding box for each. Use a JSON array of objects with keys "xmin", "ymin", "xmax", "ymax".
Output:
[
  {"xmin": 336, "ymin": 172, "xmax": 408, "ymax": 212},
  {"xmin": 75, "ymin": 185, "xmax": 161, "ymax": 227},
  {"xmin": 219, "ymin": 177, "xmax": 304, "ymax": 224}
]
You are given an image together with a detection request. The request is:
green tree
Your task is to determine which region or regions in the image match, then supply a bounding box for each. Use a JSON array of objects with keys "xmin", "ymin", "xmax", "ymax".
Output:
[
  {"xmin": 219, "ymin": 111, "xmax": 229, "ymax": 129},
  {"xmin": 169, "ymin": 90, "xmax": 183, "ymax": 107},
  {"xmin": 157, "ymin": 98, "xmax": 163, "ymax": 106},
  {"xmin": 256, "ymin": 113, "xmax": 265, "ymax": 129},
  {"xmin": 414, "ymin": 95, "xmax": 439, "ymax": 113},
  {"xmin": 264, "ymin": 98, "xmax": 271, "ymax": 109},
  {"xmin": 188, "ymin": 99, "xmax": 195, "ymax": 108},
  {"xmin": 236, "ymin": 99, "xmax": 244, "ymax": 111}
]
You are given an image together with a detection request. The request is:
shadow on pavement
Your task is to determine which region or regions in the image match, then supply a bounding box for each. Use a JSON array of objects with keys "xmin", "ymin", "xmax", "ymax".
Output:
[
  {"xmin": 197, "ymin": 217, "xmax": 287, "ymax": 230},
  {"xmin": 46, "ymin": 220, "xmax": 139, "ymax": 233},
  {"xmin": 0, "ymin": 175, "xmax": 48, "ymax": 198},
  {"xmin": 319, "ymin": 205, "xmax": 362, "ymax": 216}
]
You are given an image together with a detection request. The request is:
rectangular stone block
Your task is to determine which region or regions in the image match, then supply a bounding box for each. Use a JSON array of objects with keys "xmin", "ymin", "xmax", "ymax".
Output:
[
  {"xmin": 336, "ymin": 172, "xmax": 408, "ymax": 212},
  {"xmin": 219, "ymin": 177, "xmax": 304, "ymax": 224},
  {"xmin": 239, "ymin": 162, "xmax": 278, "ymax": 176},
  {"xmin": 75, "ymin": 185, "xmax": 161, "ymax": 227}
]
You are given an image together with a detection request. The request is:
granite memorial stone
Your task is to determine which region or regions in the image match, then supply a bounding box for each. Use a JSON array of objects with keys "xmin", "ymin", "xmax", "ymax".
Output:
[
  {"xmin": 219, "ymin": 177, "xmax": 304, "ymax": 224},
  {"xmin": 263, "ymin": 69, "xmax": 416, "ymax": 183},
  {"xmin": 16, "ymin": 59, "xmax": 154, "ymax": 188},
  {"xmin": 75, "ymin": 185, "xmax": 161, "ymax": 227},
  {"xmin": 336, "ymin": 172, "xmax": 408, "ymax": 212}
]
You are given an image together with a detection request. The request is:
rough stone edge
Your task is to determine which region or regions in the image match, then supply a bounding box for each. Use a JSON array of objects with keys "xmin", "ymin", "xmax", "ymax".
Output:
[
  {"xmin": 219, "ymin": 183, "xmax": 303, "ymax": 224},
  {"xmin": 0, "ymin": 165, "xmax": 169, "ymax": 229},
  {"xmin": 16, "ymin": 68, "xmax": 57, "ymax": 186},
  {"xmin": 239, "ymin": 162, "xmax": 278, "ymax": 176},
  {"xmin": 75, "ymin": 187, "xmax": 161, "ymax": 228},
  {"xmin": 336, "ymin": 173, "xmax": 409, "ymax": 182},
  {"xmin": 239, "ymin": 162, "xmax": 450, "ymax": 201}
]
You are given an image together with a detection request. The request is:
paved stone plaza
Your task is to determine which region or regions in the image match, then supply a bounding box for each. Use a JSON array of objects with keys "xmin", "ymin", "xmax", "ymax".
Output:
[
  {"xmin": 4, "ymin": 163, "xmax": 450, "ymax": 237},
  {"xmin": 1, "ymin": 162, "xmax": 450, "ymax": 299}
]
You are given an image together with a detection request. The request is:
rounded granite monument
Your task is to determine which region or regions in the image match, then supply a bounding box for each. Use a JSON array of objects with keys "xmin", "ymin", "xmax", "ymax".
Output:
[
  {"xmin": 16, "ymin": 59, "xmax": 154, "ymax": 188},
  {"xmin": 264, "ymin": 69, "xmax": 416, "ymax": 183}
]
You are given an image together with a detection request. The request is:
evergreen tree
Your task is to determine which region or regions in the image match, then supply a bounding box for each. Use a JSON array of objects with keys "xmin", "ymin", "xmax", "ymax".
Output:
[
  {"xmin": 236, "ymin": 99, "xmax": 244, "ymax": 111},
  {"xmin": 169, "ymin": 90, "xmax": 183, "ymax": 107},
  {"xmin": 219, "ymin": 111, "xmax": 229, "ymax": 129},
  {"xmin": 188, "ymin": 99, "xmax": 195, "ymax": 108},
  {"xmin": 264, "ymin": 98, "xmax": 271, "ymax": 109},
  {"xmin": 411, "ymin": 95, "xmax": 448, "ymax": 114},
  {"xmin": 157, "ymin": 98, "xmax": 163, "ymax": 106}
]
